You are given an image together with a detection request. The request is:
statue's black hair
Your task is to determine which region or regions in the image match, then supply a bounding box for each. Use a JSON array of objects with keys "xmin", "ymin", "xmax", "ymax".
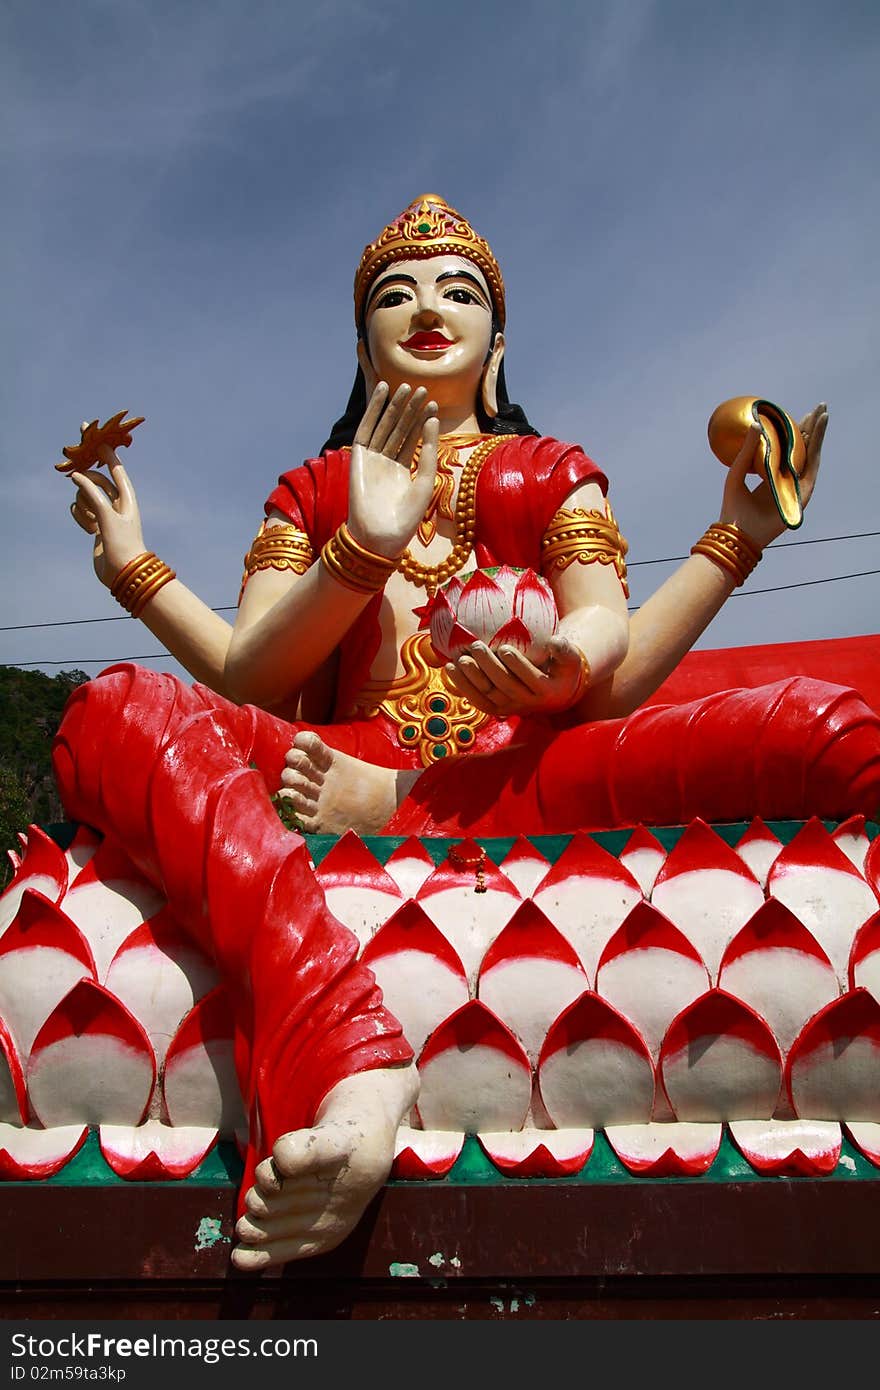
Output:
[{"xmin": 319, "ymin": 317, "xmax": 539, "ymax": 454}]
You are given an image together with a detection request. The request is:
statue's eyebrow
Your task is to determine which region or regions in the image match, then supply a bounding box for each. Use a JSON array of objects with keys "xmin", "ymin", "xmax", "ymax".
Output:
[
  {"xmin": 366, "ymin": 272, "xmax": 417, "ymax": 309},
  {"xmin": 435, "ymin": 269, "xmax": 489, "ymax": 298}
]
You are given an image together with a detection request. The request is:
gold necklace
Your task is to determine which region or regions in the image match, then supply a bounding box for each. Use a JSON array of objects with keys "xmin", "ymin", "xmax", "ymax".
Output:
[
  {"xmin": 413, "ymin": 432, "xmax": 493, "ymax": 546},
  {"xmin": 396, "ymin": 434, "xmax": 509, "ymax": 594}
]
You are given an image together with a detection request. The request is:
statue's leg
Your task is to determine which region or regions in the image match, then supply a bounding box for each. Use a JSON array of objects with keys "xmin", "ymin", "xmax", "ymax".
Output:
[
  {"xmin": 384, "ymin": 678, "xmax": 880, "ymax": 835},
  {"xmin": 52, "ymin": 664, "xmax": 416, "ymax": 1264}
]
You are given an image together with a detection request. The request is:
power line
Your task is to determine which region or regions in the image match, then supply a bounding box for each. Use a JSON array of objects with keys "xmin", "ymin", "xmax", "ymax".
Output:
[
  {"xmin": 1, "ymin": 529, "xmax": 877, "ymax": 635},
  {"xmin": 5, "ymin": 566, "xmax": 880, "ymax": 669},
  {"xmin": 627, "ymin": 528, "xmax": 880, "ymax": 568}
]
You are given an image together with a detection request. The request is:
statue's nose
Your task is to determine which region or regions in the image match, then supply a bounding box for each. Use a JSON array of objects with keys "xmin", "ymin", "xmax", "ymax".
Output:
[{"xmin": 412, "ymin": 301, "xmax": 443, "ymax": 328}]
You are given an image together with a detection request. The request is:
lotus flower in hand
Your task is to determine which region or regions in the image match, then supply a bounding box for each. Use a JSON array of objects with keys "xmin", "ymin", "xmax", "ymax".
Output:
[{"xmin": 427, "ymin": 566, "xmax": 559, "ymax": 666}]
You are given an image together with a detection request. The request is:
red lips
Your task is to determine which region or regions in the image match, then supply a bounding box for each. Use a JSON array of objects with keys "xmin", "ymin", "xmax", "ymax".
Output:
[{"xmin": 401, "ymin": 331, "xmax": 453, "ymax": 350}]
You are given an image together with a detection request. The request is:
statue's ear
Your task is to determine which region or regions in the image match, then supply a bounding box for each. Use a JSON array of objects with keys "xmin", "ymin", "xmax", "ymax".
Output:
[
  {"xmin": 357, "ymin": 339, "xmax": 378, "ymax": 397},
  {"xmin": 481, "ymin": 333, "xmax": 505, "ymax": 419}
]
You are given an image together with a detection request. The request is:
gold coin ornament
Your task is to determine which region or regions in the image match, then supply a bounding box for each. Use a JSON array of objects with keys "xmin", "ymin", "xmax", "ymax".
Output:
[
  {"xmin": 707, "ymin": 396, "xmax": 807, "ymax": 530},
  {"xmin": 56, "ymin": 411, "xmax": 145, "ymax": 475}
]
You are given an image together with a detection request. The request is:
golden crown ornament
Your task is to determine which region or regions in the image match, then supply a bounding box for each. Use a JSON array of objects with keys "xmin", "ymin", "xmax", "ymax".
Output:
[{"xmin": 354, "ymin": 194, "xmax": 506, "ymax": 328}]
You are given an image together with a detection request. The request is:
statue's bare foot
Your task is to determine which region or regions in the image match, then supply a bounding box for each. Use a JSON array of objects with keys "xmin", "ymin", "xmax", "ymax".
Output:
[
  {"xmin": 231, "ymin": 1065, "xmax": 419, "ymax": 1271},
  {"xmin": 279, "ymin": 730, "xmax": 419, "ymax": 834}
]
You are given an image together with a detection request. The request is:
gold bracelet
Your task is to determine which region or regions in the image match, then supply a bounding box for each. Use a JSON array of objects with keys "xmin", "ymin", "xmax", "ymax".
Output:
[
  {"xmin": 541, "ymin": 501, "xmax": 630, "ymax": 597},
  {"xmin": 110, "ymin": 551, "xmax": 176, "ymax": 616},
  {"xmin": 690, "ymin": 522, "xmax": 762, "ymax": 586},
  {"xmin": 240, "ymin": 521, "xmax": 314, "ymax": 600},
  {"xmin": 320, "ymin": 524, "xmax": 397, "ymax": 594}
]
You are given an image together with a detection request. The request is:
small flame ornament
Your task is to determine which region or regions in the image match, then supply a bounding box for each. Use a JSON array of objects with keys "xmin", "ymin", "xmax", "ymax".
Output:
[
  {"xmin": 56, "ymin": 411, "xmax": 145, "ymax": 475},
  {"xmin": 426, "ymin": 566, "xmax": 559, "ymax": 665}
]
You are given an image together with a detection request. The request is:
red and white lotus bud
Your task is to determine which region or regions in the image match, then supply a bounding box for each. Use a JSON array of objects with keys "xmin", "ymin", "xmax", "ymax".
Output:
[{"xmin": 428, "ymin": 566, "xmax": 558, "ymax": 665}]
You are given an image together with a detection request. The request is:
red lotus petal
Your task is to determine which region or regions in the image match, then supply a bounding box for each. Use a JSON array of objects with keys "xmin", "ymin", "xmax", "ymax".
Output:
[
  {"xmin": 734, "ymin": 817, "xmax": 783, "ymax": 888},
  {"xmin": 478, "ymin": 901, "xmax": 588, "ymax": 1066},
  {"xmin": 728, "ymin": 1119, "xmax": 841, "ymax": 1175},
  {"xmin": 650, "ymin": 820, "xmax": 764, "ymax": 982},
  {"xmin": 457, "ymin": 570, "xmax": 510, "ymax": 644},
  {"xmin": 416, "ymin": 846, "xmax": 521, "ymax": 988},
  {"xmin": 488, "ymin": 616, "xmax": 533, "ymax": 654},
  {"xmin": 605, "ymin": 1121, "xmax": 721, "ymax": 1176},
  {"xmin": 478, "ymin": 1127, "xmax": 592, "ymax": 1177},
  {"xmin": 768, "ymin": 820, "xmax": 879, "ymax": 986},
  {"xmin": 532, "ymin": 832, "xmax": 643, "ymax": 981},
  {"xmin": 0, "ymin": 1016, "xmax": 26, "ymax": 1124},
  {"xmin": 619, "ymin": 825, "xmax": 667, "ymax": 896},
  {"xmin": 105, "ymin": 910, "xmax": 219, "ymax": 1069},
  {"xmin": 718, "ymin": 899, "xmax": 837, "ymax": 1057},
  {"xmin": 843, "ymin": 1121, "xmax": 880, "ymax": 1167},
  {"xmin": 596, "ymin": 901, "xmax": 710, "ymax": 1060},
  {"xmin": 850, "ymin": 910, "xmax": 880, "ymax": 993},
  {"xmin": 391, "ymin": 1127, "xmax": 464, "ymax": 1178},
  {"xmin": 512, "ymin": 568, "xmax": 558, "ymax": 646},
  {"xmin": 538, "ymin": 992, "xmax": 655, "ymax": 1128},
  {"xmin": 786, "ymin": 988, "xmax": 880, "ymax": 1121},
  {"xmin": 0, "ymin": 826, "xmax": 69, "ymax": 938},
  {"xmin": 0, "ymin": 1122, "xmax": 88, "ymax": 1179},
  {"xmin": 163, "ymin": 985, "xmax": 244, "ymax": 1133},
  {"xmin": 361, "ymin": 901, "xmax": 469, "ymax": 1060},
  {"xmin": 0, "ymin": 888, "xmax": 96, "ymax": 1058},
  {"xmin": 660, "ymin": 989, "xmax": 783, "ymax": 1121},
  {"xmin": 314, "ymin": 831, "xmax": 403, "ymax": 949},
  {"xmin": 415, "ymin": 1001, "xmax": 532, "ymax": 1132},
  {"xmin": 99, "ymin": 1119, "xmax": 218, "ymax": 1180},
  {"xmin": 28, "ymin": 979, "xmax": 156, "ymax": 1127},
  {"xmin": 384, "ymin": 837, "xmax": 436, "ymax": 897},
  {"xmin": 832, "ymin": 815, "xmax": 870, "ymax": 873},
  {"xmin": 426, "ymin": 586, "xmax": 456, "ymax": 656},
  {"xmin": 499, "ymin": 835, "xmax": 551, "ymax": 898}
]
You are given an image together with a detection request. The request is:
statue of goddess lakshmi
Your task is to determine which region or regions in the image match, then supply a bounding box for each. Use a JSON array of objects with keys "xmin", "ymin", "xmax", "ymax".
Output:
[{"xmin": 54, "ymin": 195, "xmax": 880, "ymax": 1268}]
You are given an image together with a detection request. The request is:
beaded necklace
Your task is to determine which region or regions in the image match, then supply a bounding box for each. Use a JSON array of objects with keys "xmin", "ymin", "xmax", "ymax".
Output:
[{"xmin": 395, "ymin": 434, "xmax": 510, "ymax": 595}]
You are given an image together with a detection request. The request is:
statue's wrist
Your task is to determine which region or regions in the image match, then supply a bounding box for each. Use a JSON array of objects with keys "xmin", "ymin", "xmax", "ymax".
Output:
[
  {"xmin": 692, "ymin": 522, "xmax": 762, "ymax": 587},
  {"xmin": 321, "ymin": 524, "xmax": 398, "ymax": 593},
  {"xmin": 110, "ymin": 551, "xmax": 176, "ymax": 617}
]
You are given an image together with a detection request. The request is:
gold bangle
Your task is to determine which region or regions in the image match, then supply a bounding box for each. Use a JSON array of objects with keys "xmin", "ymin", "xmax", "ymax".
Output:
[
  {"xmin": 690, "ymin": 522, "xmax": 762, "ymax": 586},
  {"xmin": 110, "ymin": 551, "xmax": 176, "ymax": 616},
  {"xmin": 240, "ymin": 521, "xmax": 314, "ymax": 600},
  {"xmin": 320, "ymin": 524, "xmax": 397, "ymax": 594},
  {"xmin": 541, "ymin": 501, "xmax": 630, "ymax": 597}
]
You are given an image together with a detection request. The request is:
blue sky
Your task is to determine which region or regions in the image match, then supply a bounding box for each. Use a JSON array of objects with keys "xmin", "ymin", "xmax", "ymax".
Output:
[{"xmin": 3, "ymin": 0, "xmax": 878, "ymax": 682}]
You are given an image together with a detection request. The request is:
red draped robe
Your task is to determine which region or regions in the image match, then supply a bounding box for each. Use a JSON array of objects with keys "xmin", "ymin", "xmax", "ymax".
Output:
[{"xmin": 52, "ymin": 434, "xmax": 880, "ymax": 1199}]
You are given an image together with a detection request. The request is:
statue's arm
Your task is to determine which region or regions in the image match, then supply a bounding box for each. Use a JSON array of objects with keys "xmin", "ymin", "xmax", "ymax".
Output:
[
  {"xmin": 446, "ymin": 479, "xmax": 631, "ymax": 718},
  {"xmin": 66, "ymin": 452, "xmax": 233, "ymax": 694},
  {"xmin": 225, "ymin": 383, "xmax": 439, "ymax": 709},
  {"xmin": 589, "ymin": 402, "xmax": 829, "ymax": 719}
]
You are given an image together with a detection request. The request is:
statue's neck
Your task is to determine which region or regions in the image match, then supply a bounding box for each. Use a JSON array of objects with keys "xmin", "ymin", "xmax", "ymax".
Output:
[{"xmin": 436, "ymin": 405, "xmax": 484, "ymax": 436}]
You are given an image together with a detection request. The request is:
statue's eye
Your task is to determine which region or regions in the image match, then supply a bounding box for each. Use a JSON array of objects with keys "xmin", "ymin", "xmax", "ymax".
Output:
[
  {"xmin": 375, "ymin": 289, "xmax": 410, "ymax": 309},
  {"xmin": 444, "ymin": 286, "xmax": 480, "ymax": 305}
]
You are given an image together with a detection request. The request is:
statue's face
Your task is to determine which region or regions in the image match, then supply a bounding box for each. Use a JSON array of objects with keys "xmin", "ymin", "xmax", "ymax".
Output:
[{"xmin": 362, "ymin": 255, "xmax": 496, "ymax": 403}]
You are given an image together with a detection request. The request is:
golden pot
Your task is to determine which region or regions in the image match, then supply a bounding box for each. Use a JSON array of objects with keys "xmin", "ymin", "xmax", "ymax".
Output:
[{"xmin": 707, "ymin": 396, "xmax": 807, "ymax": 530}]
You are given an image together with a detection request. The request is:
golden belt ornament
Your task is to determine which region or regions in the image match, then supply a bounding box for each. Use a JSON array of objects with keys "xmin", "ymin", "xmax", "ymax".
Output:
[{"xmin": 353, "ymin": 632, "xmax": 489, "ymax": 767}]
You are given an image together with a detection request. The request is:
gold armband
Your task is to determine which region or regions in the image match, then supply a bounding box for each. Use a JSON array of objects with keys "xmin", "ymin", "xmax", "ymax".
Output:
[
  {"xmin": 541, "ymin": 502, "xmax": 629, "ymax": 597},
  {"xmin": 239, "ymin": 521, "xmax": 314, "ymax": 600},
  {"xmin": 110, "ymin": 552, "xmax": 176, "ymax": 618},
  {"xmin": 690, "ymin": 522, "xmax": 762, "ymax": 587},
  {"xmin": 320, "ymin": 523, "xmax": 398, "ymax": 594}
]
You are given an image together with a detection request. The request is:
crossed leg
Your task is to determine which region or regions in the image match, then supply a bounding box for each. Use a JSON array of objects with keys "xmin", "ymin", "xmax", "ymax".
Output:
[
  {"xmin": 279, "ymin": 730, "xmax": 421, "ymax": 836},
  {"xmin": 231, "ymin": 1063, "xmax": 419, "ymax": 1269}
]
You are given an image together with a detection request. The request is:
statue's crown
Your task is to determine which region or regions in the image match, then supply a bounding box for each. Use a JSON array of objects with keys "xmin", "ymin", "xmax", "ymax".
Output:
[{"xmin": 354, "ymin": 193, "xmax": 505, "ymax": 328}]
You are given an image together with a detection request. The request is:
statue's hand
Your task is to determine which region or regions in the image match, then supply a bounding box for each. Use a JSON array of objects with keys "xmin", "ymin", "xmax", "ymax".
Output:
[
  {"xmin": 66, "ymin": 442, "xmax": 147, "ymax": 587},
  {"xmin": 446, "ymin": 634, "xmax": 587, "ymax": 718},
  {"xmin": 719, "ymin": 402, "xmax": 828, "ymax": 550},
  {"xmin": 348, "ymin": 382, "xmax": 439, "ymax": 558}
]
